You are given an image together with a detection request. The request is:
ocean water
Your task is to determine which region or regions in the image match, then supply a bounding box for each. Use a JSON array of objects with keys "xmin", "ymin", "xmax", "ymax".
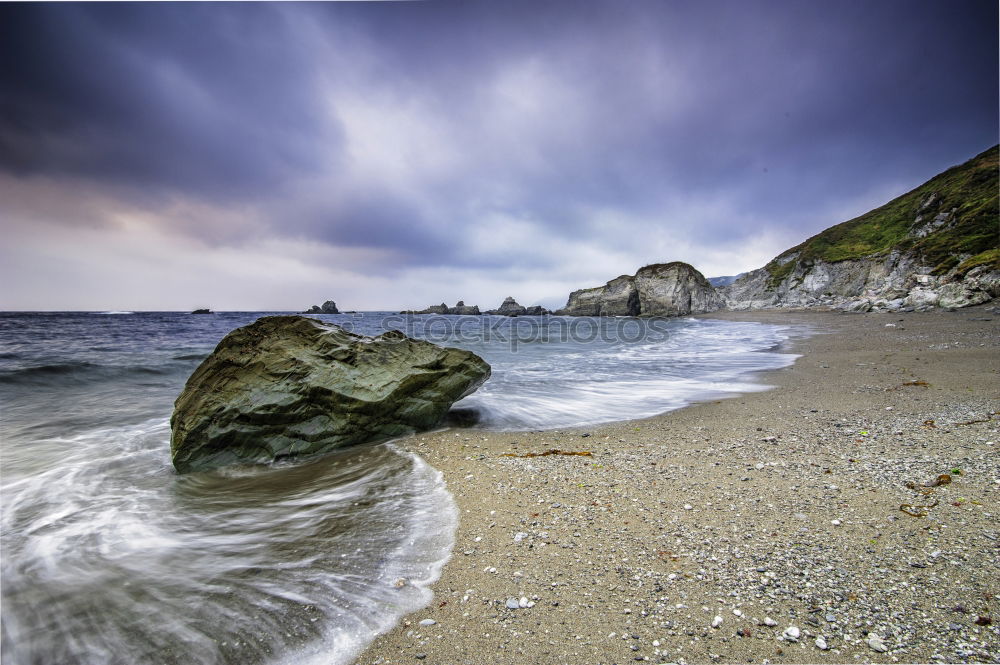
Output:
[{"xmin": 0, "ymin": 311, "xmax": 798, "ymax": 665}]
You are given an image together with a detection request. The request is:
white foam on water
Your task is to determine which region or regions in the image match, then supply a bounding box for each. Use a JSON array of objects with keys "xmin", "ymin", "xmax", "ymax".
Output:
[{"xmin": 1, "ymin": 421, "xmax": 458, "ymax": 665}]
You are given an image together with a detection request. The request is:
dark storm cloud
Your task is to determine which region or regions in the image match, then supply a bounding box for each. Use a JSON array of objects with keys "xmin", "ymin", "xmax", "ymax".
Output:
[
  {"xmin": 0, "ymin": 3, "xmax": 336, "ymax": 200},
  {"xmin": 1, "ymin": 0, "xmax": 996, "ymax": 274}
]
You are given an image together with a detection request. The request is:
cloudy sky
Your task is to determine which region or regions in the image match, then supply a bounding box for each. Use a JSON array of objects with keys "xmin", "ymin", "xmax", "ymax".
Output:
[{"xmin": 1, "ymin": 0, "xmax": 996, "ymax": 311}]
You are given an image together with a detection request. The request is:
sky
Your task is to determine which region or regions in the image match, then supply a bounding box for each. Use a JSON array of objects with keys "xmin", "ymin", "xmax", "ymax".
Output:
[{"xmin": 1, "ymin": 0, "xmax": 997, "ymax": 311}]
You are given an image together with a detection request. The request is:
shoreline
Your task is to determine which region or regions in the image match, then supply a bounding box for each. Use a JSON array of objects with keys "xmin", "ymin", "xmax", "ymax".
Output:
[{"xmin": 356, "ymin": 306, "xmax": 999, "ymax": 665}]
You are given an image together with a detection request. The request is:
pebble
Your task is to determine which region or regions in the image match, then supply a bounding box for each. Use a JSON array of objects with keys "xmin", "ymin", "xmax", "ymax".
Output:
[
  {"xmin": 783, "ymin": 626, "xmax": 800, "ymax": 642},
  {"xmin": 763, "ymin": 617, "xmax": 778, "ymax": 627},
  {"xmin": 518, "ymin": 596, "xmax": 530, "ymax": 608},
  {"xmin": 712, "ymin": 615, "xmax": 723, "ymax": 628},
  {"xmin": 505, "ymin": 597, "xmax": 520, "ymax": 609},
  {"xmin": 732, "ymin": 609, "xmax": 743, "ymax": 617},
  {"xmin": 825, "ymin": 613, "xmax": 836, "ymax": 623},
  {"xmin": 815, "ymin": 636, "xmax": 829, "ymax": 650},
  {"xmin": 867, "ymin": 634, "xmax": 888, "ymax": 652},
  {"xmin": 683, "ymin": 504, "xmax": 693, "ymax": 511},
  {"xmin": 831, "ymin": 519, "xmax": 842, "ymax": 526},
  {"xmin": 513, "ymin": 532, "xmax": 528, "ymax": 542},
  {"xmin": 754, "ymin": 462, "xmax": 765, "ymax": 470},
  {"xmin": 418, "ymin": 619, "xmax": 436, "ymax": 626}
]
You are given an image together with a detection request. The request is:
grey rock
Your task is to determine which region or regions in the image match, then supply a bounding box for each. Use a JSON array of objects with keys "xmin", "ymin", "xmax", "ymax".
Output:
[
  {"xmin": 557, "ymin": 262, "xmax": 722, "ymax": 317},
  {"xmin": 170, "ymin": 316, "xmax": 490, "ymax": 472},
  {"xmin": 305, "ymin": 300, "xmax": 339, "ymax": 314},
  {"xmin": 488, "ymin": 297, "xmax": 528, "ymax": 316},
  {"xmin": 867, "ymin": 634, "xmax": 888, "ymax": 652},
  {"xmin": 419, "ymin": 619, "xmax": 436, "ymax": 626},
  {"xmin": 447, "ymin": 301, "xmax": 481, "ymax": 315},
  {"xmin": 505, "ymin": 597, "xmax": 521, "ymax": 609}
]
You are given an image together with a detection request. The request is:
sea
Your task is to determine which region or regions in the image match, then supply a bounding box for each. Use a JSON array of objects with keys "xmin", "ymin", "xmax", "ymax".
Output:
[{"xmin": 0, "ymin": 311, "xmax": 799, "ymax": 665}]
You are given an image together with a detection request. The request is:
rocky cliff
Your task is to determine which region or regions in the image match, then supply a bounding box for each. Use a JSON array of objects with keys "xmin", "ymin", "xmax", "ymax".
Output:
[
  {"xmin": 556, "ymin": 262, "xmax": 722, "ymax": 317},
  {"xmin": 722, "ymin": 146, "xmax": 999, "ymax": 312}
]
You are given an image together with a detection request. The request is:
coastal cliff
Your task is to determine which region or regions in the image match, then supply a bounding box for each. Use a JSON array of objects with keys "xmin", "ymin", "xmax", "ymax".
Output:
[
  {"xmin": 556, "ymin": 261, "xmax": 722, "ymax": 317},
  {"xmin": 722, "ymin": 145, "xmax": 999, "ymax": 312}
]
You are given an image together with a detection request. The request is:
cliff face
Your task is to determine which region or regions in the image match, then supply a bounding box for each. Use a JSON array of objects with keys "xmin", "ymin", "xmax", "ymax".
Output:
[
  {"xmin": 722, "ymin": 146, "xmax": 999, "ymax": 312},
  {"xmin": 557, "ymin": 262, "xmax": 722, "ymax": 317}
]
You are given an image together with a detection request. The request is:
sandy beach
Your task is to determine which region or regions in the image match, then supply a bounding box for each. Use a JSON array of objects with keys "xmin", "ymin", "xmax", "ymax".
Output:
[{"xmin": 356, "ymin": 307, "xmax": 999, "ymax": 665}]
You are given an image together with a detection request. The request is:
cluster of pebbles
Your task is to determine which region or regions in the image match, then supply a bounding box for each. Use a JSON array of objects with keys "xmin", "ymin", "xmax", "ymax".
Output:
[{"xmin": 359, "ymin": 308, "xmax": 999, "ymax": 665}]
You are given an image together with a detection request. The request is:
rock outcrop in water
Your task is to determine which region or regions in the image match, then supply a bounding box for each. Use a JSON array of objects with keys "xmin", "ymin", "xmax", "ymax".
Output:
[
  {"xmin": 448, "ymin": 300, "xmax": 481, "ymax": 315},
  {"xmin": 721, "ymin": 146, "xmax": 999, "ymax": 312},
  {"xmin": 170, "ymin": 316, "xmax": 491, "ymax": 473},
  {"xmin": 556, "ymin": 262, "xmax": 722, "ymax": 317},
  {"xmin": 305, "ymin": 300, "xmax": 339, "ymax": 314},
  {"xmin": 486, "ymin": 296, "xmax": 528, "ymax": 316},
  {"xmin": 402, "ymin": 301, "xmax": 482, "ymax": 315}
]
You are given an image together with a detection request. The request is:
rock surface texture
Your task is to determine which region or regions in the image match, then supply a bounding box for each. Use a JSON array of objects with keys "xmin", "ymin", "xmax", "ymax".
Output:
[
  {"xmin": 170, "ymin": 316, "xmax": 491, "ymax": 473},
  {"xmin": 721, "ymin": 146, "xmax": 999, "ymax": 312},
  {"xmin": 556, "ymin": 262, "xmax": 722, "ymax": 317}
]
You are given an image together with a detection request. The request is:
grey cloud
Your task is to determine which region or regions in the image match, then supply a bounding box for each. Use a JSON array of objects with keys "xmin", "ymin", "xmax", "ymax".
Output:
[{"xmin": 0, "ymin": 0, "xmax": 996, "ymax": 290}]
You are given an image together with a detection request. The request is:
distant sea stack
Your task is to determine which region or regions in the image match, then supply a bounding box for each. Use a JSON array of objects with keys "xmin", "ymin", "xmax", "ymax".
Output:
[
  {"xmin": 305, "ymin": 300, "xmax": 339, "ymax": 314},
  {"xmin": 404, "ymin": 301, "xmax": 482, "ymax": 315},
  {"xmin": 557, "ymin": 262, "xmax": 722, "ymax": 317},
  {"xmin": 485, "ymin": 297, "xmax": 551, "ymax": 316},
  {"xmin": 722, "ymin": 145, "xmax": 999, "ymax": 312}
]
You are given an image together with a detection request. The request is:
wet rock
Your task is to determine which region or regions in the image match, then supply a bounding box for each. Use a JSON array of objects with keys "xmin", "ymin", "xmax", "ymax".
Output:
[{"xmin": 170, "ymin": 316, "xmax": 490, "ymax": 472}]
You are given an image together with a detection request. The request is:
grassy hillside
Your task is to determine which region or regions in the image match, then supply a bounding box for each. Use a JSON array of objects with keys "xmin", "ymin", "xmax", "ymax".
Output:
[{"xmin": 766, "ymin": 145, "xmax": 999, "ymax": 286}]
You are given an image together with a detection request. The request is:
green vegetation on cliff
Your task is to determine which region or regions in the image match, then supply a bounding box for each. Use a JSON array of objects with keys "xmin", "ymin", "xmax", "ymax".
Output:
[{"xmin": 765, "ymin": 145, "xmax": 999, "ymax": 287}]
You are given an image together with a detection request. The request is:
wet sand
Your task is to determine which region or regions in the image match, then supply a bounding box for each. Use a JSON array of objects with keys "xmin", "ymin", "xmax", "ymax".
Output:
[{"xmin": 356, "ymin": 306, "xmax": 999, "ymax": 665}]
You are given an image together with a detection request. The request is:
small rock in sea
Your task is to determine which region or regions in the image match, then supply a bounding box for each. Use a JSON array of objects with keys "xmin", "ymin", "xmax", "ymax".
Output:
[
  {"xmin": 394, "ymin": 578, "xmax": 408, "ymax": 588},
  {"xmin": 763, "ymin": 617, "xmax": 778, "ymax": 627},
  {"xmin": 712, "ymin": 615, "xmax": 724, "ymax": 628},
  {"xmin": 867, "ymin": 634, "xmax": 888, "ymax": 652},
  {"xmin": 782, "ymin": 626, "xmax": 800, "ymax": 641},
  {"xmin": 419, "ymin": 619, "xmax": 436, "ymax": 626},
  {"xmin": 505, "ymin": 597, "xmax": 520, "ymax": 609},
  {"xmin": 815, "ymin": 637, "xmax": 829, "ymax": 650}
]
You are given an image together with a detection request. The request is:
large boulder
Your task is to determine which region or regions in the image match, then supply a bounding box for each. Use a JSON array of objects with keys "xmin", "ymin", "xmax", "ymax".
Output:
[
  {"xmin": 634, "ymin": 262, "xmax": 723, "ymax": 316},
  {"xmin": 556, "ymin": 262, "xmax": 721, "ymax": 317},
  {"xmin": 170, "ymin": 316, "xmax": 491, "ymax": 473}
]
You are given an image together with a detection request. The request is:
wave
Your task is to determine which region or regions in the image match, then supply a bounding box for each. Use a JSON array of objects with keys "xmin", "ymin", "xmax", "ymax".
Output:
[
  {"xmin": 0, "ymin": 362, "xmax": 176, "ymax": 386},
  {"xmin": 1, "ymin": 421, "xmax": 457, "ymax": 665}
]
